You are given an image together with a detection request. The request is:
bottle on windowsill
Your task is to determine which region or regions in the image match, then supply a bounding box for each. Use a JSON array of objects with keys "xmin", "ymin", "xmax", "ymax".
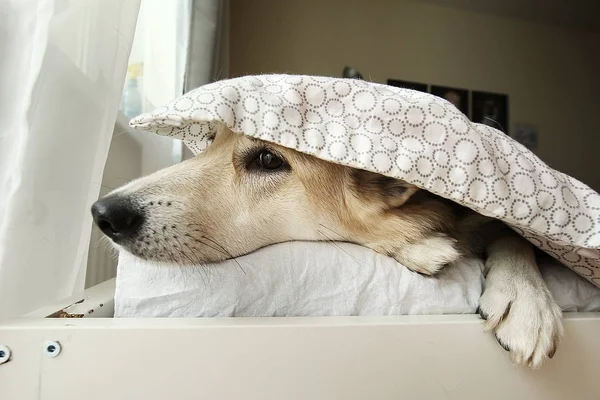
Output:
[{"xmin": 121, "ymin": 63, "xmax": 143, "ymax": 118}]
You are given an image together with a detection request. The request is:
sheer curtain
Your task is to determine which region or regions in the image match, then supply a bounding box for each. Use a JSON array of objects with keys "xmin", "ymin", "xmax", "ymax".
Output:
[{"xmin": 0, "ymin": 0, "xmax": 140, "ymax": 320}]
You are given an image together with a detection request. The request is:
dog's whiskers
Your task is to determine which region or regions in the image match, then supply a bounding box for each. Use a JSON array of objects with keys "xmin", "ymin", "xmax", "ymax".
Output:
[
  {"xmin": 157, "ymin": 229, "xmax": 211, "ymax": 286},
  {"xmin": 318, "ymin": 223, "xmax": 346, "ymax": 240},
  {"xmin": 171, "ymin": 230, "xmax": 247, "ymax": 276},
  {"xmin": 158, "ymin": 229, "xmax": 182, "ymax": 264},
  {"xmin": 171, "ymin": 234, "xmax": 198, "ymax": 265},
  {"xmin": 173, "ymin": 228, "xmax": 216, "ymax": 284},
  {"xmin": 316, "ymin": 227, "xmax": 361, "ymax": 266},
  {"xmin": 201, "ymin": 235, "xmax": 247, "ymax": 275},
  {"xmin": 161, "ymin": 238, "xmax": 178, "ymax": 264},
  {"xmin": 91, "ymin": 234, "xmax": 120, "ymax": 261},
  {"xmin": 186, "ymin": 234, "xmax": 229, "ymax": 256}
]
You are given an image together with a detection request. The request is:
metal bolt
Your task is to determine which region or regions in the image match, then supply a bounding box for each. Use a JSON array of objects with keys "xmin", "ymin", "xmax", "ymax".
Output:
[
  {"xmin": 43, "ymin": 341, "xmax": 61, "ymax": 358},
  {"xmin": 0, "ymin": 345, "xmax": 11, "ymax": 365}
]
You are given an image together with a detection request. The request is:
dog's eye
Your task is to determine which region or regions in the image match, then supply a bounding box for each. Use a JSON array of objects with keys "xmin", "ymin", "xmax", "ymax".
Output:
[
  {"xmin": 256, "ymin": 150, "xmax": 285, "ymax": 170},
  {"xmin": 243, "ymin": 148, "xmax": 289, "ymax": 173}
]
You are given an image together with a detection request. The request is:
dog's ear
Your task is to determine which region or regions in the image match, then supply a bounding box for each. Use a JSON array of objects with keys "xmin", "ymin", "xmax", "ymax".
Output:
[{"xmin": 351, "ymin": 169, "xmax": 419, "ymax": 208}]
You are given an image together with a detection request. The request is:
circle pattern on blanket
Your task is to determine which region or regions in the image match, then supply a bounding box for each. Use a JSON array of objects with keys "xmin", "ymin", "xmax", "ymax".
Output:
[{"xmin": 130, "ymin": 74, "xmax": 600, "ymax": 287}]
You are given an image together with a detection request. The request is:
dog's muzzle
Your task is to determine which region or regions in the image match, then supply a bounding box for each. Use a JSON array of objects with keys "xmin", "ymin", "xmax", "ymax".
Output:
[{"xmin": 91, "ymin": 196, "xmax": 144, "ymax": 243}]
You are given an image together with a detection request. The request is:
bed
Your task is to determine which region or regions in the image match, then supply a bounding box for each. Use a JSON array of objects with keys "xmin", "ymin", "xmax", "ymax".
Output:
[
  {"xmin": 2, "ymin": 74, "xmax": 600, "ymax": 399},
  {"xmin": 2, "ymin": 237, "xmax": 600, "ymax": 399},
  {"xmin": 2, "ymin": 279, "xmax": 600, "ymax": 400}
]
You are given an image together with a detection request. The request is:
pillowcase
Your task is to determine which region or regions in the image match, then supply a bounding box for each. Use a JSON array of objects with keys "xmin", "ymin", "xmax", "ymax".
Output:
[{"xmin": 115, "ymin": 241, "xmax": 484, "ymax": 317}]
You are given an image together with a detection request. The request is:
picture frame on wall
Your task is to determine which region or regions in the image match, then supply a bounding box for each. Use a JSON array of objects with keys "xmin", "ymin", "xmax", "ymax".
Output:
[
  {"xmin": 430, "ymin": 85, "xmax": 469, "ymax": 116},
  {"xmin": 472, "ymin": 91, "xmax": 509, "ymax": 133},
  {"xmin": 387, "ymin": 79, "xmax": 428, "ymax": 93},
  {"xmin": 512, "ymin": 124, "xmax": 538, "ymax": 151}
]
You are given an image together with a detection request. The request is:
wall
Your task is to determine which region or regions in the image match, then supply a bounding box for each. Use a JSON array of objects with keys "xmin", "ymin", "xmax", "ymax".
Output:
[{"xmin": 229, "ymin": 0, "xmax": 600, "ymax": 191}]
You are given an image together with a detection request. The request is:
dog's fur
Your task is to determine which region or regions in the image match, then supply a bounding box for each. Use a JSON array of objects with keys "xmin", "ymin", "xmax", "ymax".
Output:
[{"xmin": 94, "ymin": 124, "xmax": 563, "ymax": 368}]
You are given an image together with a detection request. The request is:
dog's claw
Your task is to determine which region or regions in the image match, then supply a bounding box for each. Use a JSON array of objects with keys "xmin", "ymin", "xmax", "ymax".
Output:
[
  {"xmin": 476, "ymin": 306, "xmax": 488, "ymax": 320},
  {"xmin": 548, "ymin": 343, "xmax": 557, "ymax": 359},
  {"xmin": 495, "ymin": 333, "xmax": 510, "ymax": 352},
  {"xmin": 478, "ymin": 278, "xmax": 563, "ymax": 369}
]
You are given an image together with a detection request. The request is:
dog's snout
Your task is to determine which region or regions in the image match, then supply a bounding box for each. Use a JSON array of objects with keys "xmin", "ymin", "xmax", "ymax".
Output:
[{"xmin": 91, "ymin": 196, "xmax": 144, "ymax": 242}]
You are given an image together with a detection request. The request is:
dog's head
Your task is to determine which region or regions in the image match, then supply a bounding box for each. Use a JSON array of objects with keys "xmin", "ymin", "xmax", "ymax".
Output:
[{"xmin": 92, "ymin": 125, "xmax": 458, "ymax": 272}]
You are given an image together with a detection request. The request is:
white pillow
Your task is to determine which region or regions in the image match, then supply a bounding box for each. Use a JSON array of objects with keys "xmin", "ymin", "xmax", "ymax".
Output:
[
  {"xmin": 114, "ymin": 241, "xmax": 600, "ymax": 318},
  {"xmin": 130, "ymin": 74, "xmax": 600, "ymax": 287},
  {"xmin": 115, "ymin": 241, "xmax": 485, "ymax": 317}
]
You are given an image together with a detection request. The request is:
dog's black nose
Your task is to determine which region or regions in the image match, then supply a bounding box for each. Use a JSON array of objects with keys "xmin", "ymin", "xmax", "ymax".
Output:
[{"xmin": 91, "ymin": 196, "xmax": 144, "ymax": 242}]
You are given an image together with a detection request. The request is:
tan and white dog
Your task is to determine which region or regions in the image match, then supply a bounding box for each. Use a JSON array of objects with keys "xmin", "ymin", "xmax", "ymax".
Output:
[{"xmin": 92, "ymin": 124, "xmax": 563, "ymax": 368}]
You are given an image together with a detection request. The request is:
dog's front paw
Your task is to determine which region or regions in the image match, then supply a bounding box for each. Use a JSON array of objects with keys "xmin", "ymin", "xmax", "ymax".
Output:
[
  {"xmin": 478, "ymin": 276, "xmax": 563, "ymax": 368},
  {"xmin": 398, "ymin": 234, "xmax": 461, "ymax": 275}
]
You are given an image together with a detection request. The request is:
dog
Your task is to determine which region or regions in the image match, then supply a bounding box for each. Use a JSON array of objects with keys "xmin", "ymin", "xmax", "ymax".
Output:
[{"xmin": 92, "ymin": 123, "xmax": 563, "ymax": 368}]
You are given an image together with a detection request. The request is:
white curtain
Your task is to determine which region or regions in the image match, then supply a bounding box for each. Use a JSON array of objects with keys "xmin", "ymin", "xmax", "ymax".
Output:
[{"xmin": 0, "ymin": 0, "xmax": 140, "ymax": 320}]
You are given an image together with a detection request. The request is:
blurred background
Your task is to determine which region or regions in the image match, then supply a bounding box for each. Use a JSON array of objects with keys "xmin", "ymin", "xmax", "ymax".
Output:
[{"xmin": 228, "ymin": 0, "xmax": 600, "ymax": 191}]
